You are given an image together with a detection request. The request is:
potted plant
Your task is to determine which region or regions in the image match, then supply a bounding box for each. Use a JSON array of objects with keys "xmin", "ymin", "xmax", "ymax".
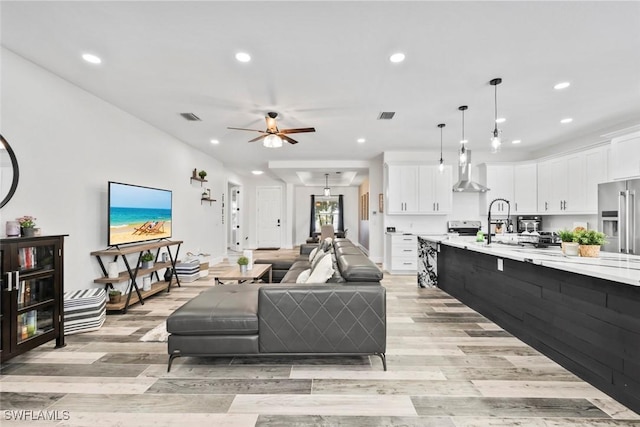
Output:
[
  {"xmin": 17, "ymin": 215, "xmax": 37, "ymax": 237},
  {"xmin": 202, "ymin": 191, "xmax": 209, "ymax": 200},
  {"xmin": 108, "ymin": 289, "xmax": 122, "ymax": 304},
  {"xmin": 141, "ymin": 251, "xmax": 155, "ymax": 269},
  {"xmin": 557, "ymin": 229, "xmax": 577, "ymax": 254},
  {"xmin": 198, "ymin": 170, "xmax": 207, "ymax": 180},
  {"xmin": 237, "ymin": 256, "xmax": 249, "ymax": 273},
  {"xmin": 574, "ymin": 229, "xmax": 606, "ymax": 257}
]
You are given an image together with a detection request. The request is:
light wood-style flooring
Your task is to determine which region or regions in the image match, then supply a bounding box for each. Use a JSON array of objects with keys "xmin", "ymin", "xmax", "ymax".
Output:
[{"xmin": 1, "ymin": 249, "xmax": 639, "ymax": 426}]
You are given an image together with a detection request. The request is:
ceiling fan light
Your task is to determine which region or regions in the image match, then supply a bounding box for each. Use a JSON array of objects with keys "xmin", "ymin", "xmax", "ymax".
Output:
[{"xmin": 263, "ymin": 134, "xmax": 283, "ymax": 148}]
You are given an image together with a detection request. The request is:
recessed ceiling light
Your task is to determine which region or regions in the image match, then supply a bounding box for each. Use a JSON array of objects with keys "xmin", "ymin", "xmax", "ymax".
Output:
[
  {"xmin": 512, "ymin": 139, "xmax": 522, "ymax": 144},
  {"xmin": 560, "ymin": 118, "xmax": 573, "ymax": 124},
  {"xmin": 554, "ymin": 82, "xmax": 571, "ymax": 90},
  {"xmin": 251, "ymin": 170, "xmax": 263, "ymax": 175},
  {"xmin": 235, "ymin": 52, "xmax": 251, "ymax": 62},
  {"xmin": 389, "ymin": 53, "xmax": 405, "ymax": 63},
  {"xmin": 495, "ymin": 117, "xmax": 506, "ymax": 124},
  {"xmin": 357, "ymin": 138, "xmax": 366, "ymax": 143},
  {"xmin": 210, "ymin": 139, "xmax": 219, "ymax": 145},
  {"xmin": 82, "ymin": 53, "xmax": 102, "ymax": 64}
]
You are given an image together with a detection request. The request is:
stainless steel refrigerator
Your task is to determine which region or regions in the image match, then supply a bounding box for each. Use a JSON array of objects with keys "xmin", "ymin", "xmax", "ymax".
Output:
[{"xmin": 598, "ymin": 179, "xmax": 639, "ymax": 254}]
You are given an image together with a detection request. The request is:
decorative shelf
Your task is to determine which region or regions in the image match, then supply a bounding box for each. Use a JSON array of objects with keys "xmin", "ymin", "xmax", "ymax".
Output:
[
  {"xmin": 201, "ymin": 197, "xmax": 216, "ymax": 205},
  {"xmin": 190, "ymin": 177, "xmax": 208, "ymax": 186}
]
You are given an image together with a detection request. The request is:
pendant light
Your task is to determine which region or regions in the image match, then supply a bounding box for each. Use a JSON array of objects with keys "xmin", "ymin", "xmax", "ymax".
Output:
[
  {"xmin": 490, "ymin": 78, "xmax": 502, "ymax": 153},
  {"xmin": 458, "ymin": 106, "xmax": 468, "ymax": 166},
  {"xmin": 323, "ymin": 173, "xmax": 331, "ymax": 196},
  {"xmin": 437, "ymin": 123, "xmax": 445, "ymax": 172}
]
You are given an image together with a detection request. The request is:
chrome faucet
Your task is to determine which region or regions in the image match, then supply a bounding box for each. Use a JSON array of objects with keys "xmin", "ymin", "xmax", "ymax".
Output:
[{"xmin": 487, "ymin": 198, "xmax": 511, "ymax": 245}]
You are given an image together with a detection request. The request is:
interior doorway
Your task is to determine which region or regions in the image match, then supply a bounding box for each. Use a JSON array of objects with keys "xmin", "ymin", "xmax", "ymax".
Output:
[
  {"xmin": 228, "ymin": 183, "xmax": 242, "ymax": 252},
  {"xmin": 256, "ymin": 186, "xmax": 282, "ymax": 249}
]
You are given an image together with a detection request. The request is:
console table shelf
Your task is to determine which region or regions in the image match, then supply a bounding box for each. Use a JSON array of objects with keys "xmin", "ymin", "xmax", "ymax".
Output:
[{"xmin": 90, "ymin": 240, "xmax": 183, "ymax": 313}]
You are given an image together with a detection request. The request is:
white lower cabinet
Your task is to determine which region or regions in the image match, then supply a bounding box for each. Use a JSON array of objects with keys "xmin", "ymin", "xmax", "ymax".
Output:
[{"xmin": 386, "ymin": 234, "xmax": 417, "ymax": 273}]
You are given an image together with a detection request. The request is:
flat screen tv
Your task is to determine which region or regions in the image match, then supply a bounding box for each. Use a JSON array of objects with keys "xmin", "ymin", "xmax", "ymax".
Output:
[{"xmin": 108, "ymin": 181, "xmax": 172, "ymax": 246}]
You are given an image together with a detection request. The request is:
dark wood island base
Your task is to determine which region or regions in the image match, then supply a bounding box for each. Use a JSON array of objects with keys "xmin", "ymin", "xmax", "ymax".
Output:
[{"xmin": 438, "ymin": 244, "xmax": 640, "ymax": 414}]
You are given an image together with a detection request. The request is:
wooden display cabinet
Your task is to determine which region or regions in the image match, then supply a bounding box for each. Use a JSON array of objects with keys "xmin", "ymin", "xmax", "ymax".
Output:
[{"xmin": 1, "ymin": 235, "xmax": 67, "ymax": 362}]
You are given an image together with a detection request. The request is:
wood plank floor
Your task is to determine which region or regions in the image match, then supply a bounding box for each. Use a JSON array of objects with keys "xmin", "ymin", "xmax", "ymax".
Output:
[{"xmin": 1, "ymin": 249, "xmax": 639, "ymax": 426}]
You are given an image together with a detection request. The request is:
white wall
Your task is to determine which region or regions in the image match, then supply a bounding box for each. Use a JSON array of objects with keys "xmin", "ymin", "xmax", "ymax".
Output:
[
  {"xmin": 1, "ymin": 49, "xmax": 229, "ymax": 291},
  {"xmin": 293, "ymin": 185, "xmax": 359, "ymax": 246}
]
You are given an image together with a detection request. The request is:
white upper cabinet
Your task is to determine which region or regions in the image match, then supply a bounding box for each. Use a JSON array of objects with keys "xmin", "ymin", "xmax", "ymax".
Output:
[
  {"xmin": 610, "ymin": 131, "xmax": 640, "ymax": 180},
  {"xmin": 479, "ymin": 163, "xmax": 537, "ymax": 214},
  {"xmin": 479, "ymin": 164, "xmax": 513, "ymax": 214},
  {"xmin": 387, "ymin": 164, "xmax": 419, "ymax": 214},
  {"xmin": 536, "ymin": 146, "xmax": 606, "ymax": 215},
  {"xmin": 418, "ymin": 165, "xmax": 453, "ymax": 214},
  {"xmin": 386, "ymin": 163, "xmax": 452, "ymax": 215},
  {"xmin": 513, "ymin": 163, "xmax": 537, "ymax": 213}
]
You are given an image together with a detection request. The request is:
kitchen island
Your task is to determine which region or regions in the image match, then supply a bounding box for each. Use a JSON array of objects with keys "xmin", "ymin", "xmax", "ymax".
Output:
[{"xmin": 420, "ymin": 235, "xmax": 640, "ymax": 414}]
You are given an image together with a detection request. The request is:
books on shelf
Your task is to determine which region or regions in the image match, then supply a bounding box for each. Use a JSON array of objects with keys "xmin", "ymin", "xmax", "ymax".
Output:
[{"xmin": 18, "ymin": 246, "xmax": 37, "ymax": 270}]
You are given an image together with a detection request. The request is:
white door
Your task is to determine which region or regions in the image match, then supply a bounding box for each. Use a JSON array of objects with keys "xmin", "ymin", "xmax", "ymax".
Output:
[
  {"xmin": 256, "ymin": 186, "xmax": 282, "ymax": 249},
  {"xmin": 229, "ymin": 185, "xmax": 241, "ymax": 251}
]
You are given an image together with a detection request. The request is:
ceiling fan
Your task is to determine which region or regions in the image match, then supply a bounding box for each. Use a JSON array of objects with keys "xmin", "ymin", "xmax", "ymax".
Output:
[{"xmin": 227, "ymin": 112, "xmax": 316, "ymax": 146}]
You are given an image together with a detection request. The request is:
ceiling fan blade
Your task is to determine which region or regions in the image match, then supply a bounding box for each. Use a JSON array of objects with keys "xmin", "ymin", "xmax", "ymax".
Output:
[
  {"xmin": 279, "ymin": 127, "xmax": 316, "ymax": 134},
  {"xmin": 227, "ymin": 127, "xmax": 266, "ymax": 133},
  {"xmin": 248, "ymin": 134, "xmax": 268, "ymax": 143},
  {"xmin": 279, "ymin": 134, "xmax": 299, "ymax": 144}
]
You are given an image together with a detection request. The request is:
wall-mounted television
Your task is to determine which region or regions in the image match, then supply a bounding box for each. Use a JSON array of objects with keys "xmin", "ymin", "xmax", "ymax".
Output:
[{"xmin": 108, "ymin": 181, "xmax": 172, "ymax": 246}]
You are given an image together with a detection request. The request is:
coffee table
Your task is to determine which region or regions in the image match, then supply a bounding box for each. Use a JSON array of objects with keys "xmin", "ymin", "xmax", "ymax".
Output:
[{"xmin": 214, "ymin": 263, "xmax": 272, "ymax": 285}]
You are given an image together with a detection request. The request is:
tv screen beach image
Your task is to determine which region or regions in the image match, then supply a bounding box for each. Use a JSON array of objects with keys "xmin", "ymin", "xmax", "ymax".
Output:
[{"xmin": 109, "ymin": 183, "xmax": 172, "ymax": 245}]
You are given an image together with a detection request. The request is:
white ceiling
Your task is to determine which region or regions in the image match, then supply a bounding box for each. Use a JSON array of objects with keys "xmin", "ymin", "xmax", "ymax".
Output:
[{"xmin": 2, "ymin": 1, "xmax": 639, "ymax": 185}]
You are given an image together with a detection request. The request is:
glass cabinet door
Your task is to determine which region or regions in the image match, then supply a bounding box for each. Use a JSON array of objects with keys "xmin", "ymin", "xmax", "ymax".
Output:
[{"xmin": 17, "ymin": 306, "xmax": 54, "ymax": 344}]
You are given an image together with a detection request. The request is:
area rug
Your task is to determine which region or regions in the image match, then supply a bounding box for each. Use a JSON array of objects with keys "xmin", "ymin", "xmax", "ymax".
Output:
[{"xmin": 139, "ymin": 322, "xmax": 169, "ymax": 342}]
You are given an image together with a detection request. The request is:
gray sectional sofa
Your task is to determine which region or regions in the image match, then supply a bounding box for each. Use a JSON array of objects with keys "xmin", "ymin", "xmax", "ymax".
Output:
[{"xmin": 166, "ymin": 238, "xmax": 386, "ymax": 371}]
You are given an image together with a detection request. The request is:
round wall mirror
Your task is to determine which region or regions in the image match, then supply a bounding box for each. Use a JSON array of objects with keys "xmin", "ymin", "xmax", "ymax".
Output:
[{"xmin": 0, "ymin": 134, "xmax": 20, "ymax": 208}]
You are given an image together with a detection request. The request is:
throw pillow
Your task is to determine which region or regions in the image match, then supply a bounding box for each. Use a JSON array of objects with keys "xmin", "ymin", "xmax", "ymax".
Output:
[
  {"xmin": 296, "ymin": 269, "xmax": 311, "ymax": 284},
  {"xmin": 310, "ymin": 249, "xmax": 325, "ymax": 270},
  {"xmin": 320, "ymin": 237, "xmax": 333, "ymax": 252},
  {"xmin": 306, "ymin": 253, "xmax": 334, "ymax": 283},
  {"xmin": 308, "ymin": 247, "xmax": 318, "ymax": 263}
]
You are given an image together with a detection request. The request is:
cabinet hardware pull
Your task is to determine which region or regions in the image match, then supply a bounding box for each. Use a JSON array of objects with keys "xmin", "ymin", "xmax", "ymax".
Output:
[{"xmin": 7, "ymin": 272, "xmax": 12, "ymax": 291}]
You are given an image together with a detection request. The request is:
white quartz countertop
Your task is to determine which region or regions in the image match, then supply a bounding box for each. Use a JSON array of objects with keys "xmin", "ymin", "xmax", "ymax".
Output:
[{"xmin": 418, "ymin": 235, "xmax": 640, "ymax": 287}]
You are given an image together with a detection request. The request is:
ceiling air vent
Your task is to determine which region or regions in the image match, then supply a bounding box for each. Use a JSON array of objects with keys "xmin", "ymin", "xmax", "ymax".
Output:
[
  {"xmin": 180, "ymin": 113, "xmax": 201, "ymax": 121},
  {"xmin": 377, "ymin": 112, "xmax": 395, "ymax": 120}
]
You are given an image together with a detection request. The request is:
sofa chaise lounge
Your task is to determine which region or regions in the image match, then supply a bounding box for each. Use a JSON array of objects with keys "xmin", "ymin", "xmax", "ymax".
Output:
[{"xmin": 166, "ymin": 238, "xmax": 386, "ymax": 371}]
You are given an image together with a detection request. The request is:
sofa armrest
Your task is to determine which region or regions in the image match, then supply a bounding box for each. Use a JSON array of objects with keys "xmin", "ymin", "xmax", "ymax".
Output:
[
  {"xmin": 299, "ymin": 244, "xmax": 317, "ymax": 255},
  {"xmin": 258, "ymin": 285, "xmax": 386, "ymax": 354}
]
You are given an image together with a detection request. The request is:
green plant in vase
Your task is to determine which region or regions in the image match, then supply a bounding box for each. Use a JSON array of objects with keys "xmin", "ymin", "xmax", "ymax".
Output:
[
  {"xmin": 108, "ymin": 289, "xmax": 122, "ymax": 304},
  {"xmin": 198, "ymin": 170, "xmax": 207, "ymax": 180},
  {"xmin": 237, "ymin": 256, "xmax": 249, "ymax": 272},
  {"xmin": 573, "ymin": 229, "xmax": 606, "ymax": 257},
  {"xmin": 141, "ymin": 251, "xmax": 155, "ymax": 268}
]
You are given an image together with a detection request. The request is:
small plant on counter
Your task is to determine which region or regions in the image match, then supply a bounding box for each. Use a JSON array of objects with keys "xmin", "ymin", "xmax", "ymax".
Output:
[
  {"xmin": 198, "ymin": 170, "xmax": 207, "ymax": 179},
  {"xmin": 237, "ymin": 256, "xmax": 249, "ymax": 266},
  {"xmin": 574, "ymin": 229, "xmax": 606, "ymax": 246},
  {"xmin": 557, "ymin": 229, "xmax": 575, "ymax": 243}
]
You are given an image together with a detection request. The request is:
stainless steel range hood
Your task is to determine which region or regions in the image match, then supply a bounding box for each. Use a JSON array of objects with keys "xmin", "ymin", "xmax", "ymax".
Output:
[{"xmin": 452, "ymin": 150, "xmax": 489, "ymax": 193}]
